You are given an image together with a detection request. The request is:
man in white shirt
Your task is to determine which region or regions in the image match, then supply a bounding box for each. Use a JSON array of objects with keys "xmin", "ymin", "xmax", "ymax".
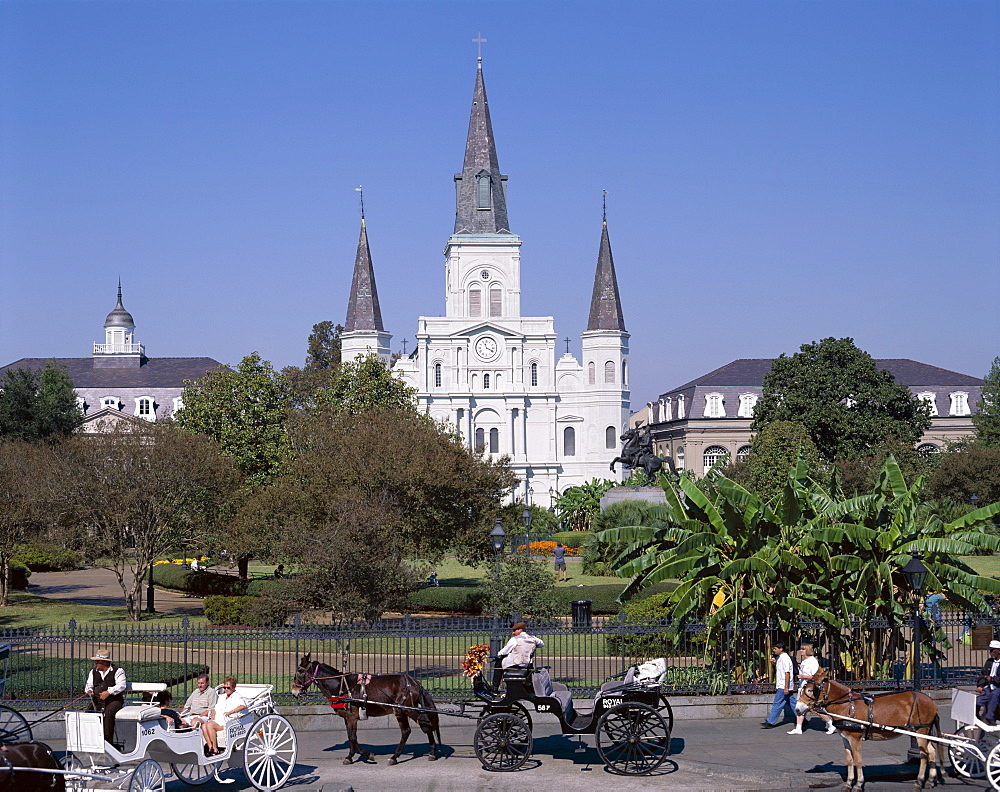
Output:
[
  {"xmin": 976, "ymin": 639, "xmax": 1000, "ymax": 725},
  {"xmin": 761, "ymin": 641, "xmax": 795, "ymax": 728},
  {"xmin": 788, "ymin": 642, "xmax": 836, "ymax": 735},
  {"xmin": 84, "ymin": 649, "xmax": 128, "ymax": 744}
]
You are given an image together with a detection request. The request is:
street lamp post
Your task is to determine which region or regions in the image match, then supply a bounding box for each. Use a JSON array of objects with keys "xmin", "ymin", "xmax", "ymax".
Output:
[
  {"xmin": 903, "ymin": 549, "xmax": 929, "ymax": 762},
  {"xmin": 145, "ymin": 561, "xmax": 156, "ymax": 614},
  {"xmin": 521, "ymin": 507, "xmax": 533, "ymax": 558},
  {"xmin": 489, "ymin": 519, "xmax": 507, "ymax": 662}
]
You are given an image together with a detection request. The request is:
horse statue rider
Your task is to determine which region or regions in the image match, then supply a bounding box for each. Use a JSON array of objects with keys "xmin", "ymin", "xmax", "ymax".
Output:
[{"xmin": 610, "ymin": 425, "xmax": 663, "ymax": 484}]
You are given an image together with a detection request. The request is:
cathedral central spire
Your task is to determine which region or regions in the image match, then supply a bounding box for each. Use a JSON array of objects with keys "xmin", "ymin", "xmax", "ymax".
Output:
[
  {"xmin": 344, "ymin": 219, "xmax": 384, "ymax": 333},
  {"xmin": 453, "ymin": 60, "xmax": 510, "ymax": 235}
]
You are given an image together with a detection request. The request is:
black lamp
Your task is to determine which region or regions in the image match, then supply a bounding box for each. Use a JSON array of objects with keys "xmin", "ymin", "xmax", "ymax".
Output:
[
  {"xmin": 490, "ymin": 519, "xmax": 506, "ymax": 554},
  {"xmin": 521, "ymin": 508, "xmax": 533, "ymax": 529},
  {"xmin": 903, "ymin": 550, "xmax": 929, "ymax": 593},
  {"xmin": 971, "ymin": 493, "xmax": 981, "ymax": 509}
]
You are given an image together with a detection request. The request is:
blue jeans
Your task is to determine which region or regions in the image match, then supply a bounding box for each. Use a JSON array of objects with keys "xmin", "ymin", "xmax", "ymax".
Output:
[{"xmin": 767, "ymin": 688, "xmax": 797, "ymax": 725}]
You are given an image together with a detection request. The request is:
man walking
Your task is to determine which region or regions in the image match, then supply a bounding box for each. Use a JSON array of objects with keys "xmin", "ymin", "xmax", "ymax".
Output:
[
  {"xmin": 761, "ymin": 641, "xmax": 795, "ymax": 729},
  {"xmin": 788, "ymin": 642, "xmax": 836, "ymax": 735}
]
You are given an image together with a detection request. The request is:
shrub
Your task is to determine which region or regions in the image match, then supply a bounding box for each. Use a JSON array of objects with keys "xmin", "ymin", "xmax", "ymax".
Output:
[
  {"xmin": 605, "ymin": 591, "xmax": 674, "ymax": 655},
  {"xmin": 550, "ymin": 532, "xmax": 591, "ymax": 549},
  {"xmin": 406, "ymin": 586, "xmax": 484, "ymax": 614},
  {"xmin": 204, "ymin": 595, "xmax": 288, "ymax": 626},
  {"xmin": 13, "ymin": 544, "xmax": 80, "ymax": 572}
]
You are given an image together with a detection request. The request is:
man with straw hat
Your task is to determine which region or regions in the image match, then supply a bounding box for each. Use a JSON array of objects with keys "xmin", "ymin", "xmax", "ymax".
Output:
[{"xmin": 84, "ymin": 649, "xmax": 127, "ymax": 744}]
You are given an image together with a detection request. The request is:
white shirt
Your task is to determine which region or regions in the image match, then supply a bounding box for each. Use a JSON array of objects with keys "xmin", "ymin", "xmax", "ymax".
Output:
[
  {"xmin": 988, "ymin": 659, "xmax": 1000, "ymax": 689},
  {"xmin": 798, "ymin": 655, "xmax": 819, "ymax": 690},
  {"xmin": 84, "ymin": 665, "xmax": 127, "ymax": 696},
  {"xmin": 775, "ymin": 652, "xmax": 794, "ymax": 690},
  {"xmin": 498, "ymin": 633, "xmax": 544, "ymax": 669},
  {"xmin": 213, "ymin": 689, "xmax": 248, "ymax": 727}
]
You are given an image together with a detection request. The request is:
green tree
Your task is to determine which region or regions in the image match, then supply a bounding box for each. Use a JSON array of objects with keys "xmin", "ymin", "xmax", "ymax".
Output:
[
  {"xmin": 478, "ymin": 552, "xmax": 559, "ymax": 620},
  {"xmin": 283, "ymin": 321, "xmax": 344, "ymax": 408},
  {"xmin": 745, "ymin": 420, "xmax": 822, "ymax": 499},
  {"xmin": 752, "ymin": 337, "xmax": 931, "ymax": 461},
  {"xmin": 0, "ymin": 363, "xmax": 82, "ymax": 442},
  {"xmin": 313, "ymin": 353, "xmax": 417, "ymax": 414},
  {"xmin": 0, "ymin": 441, "xmax": 50, "ymax": 605},
  {"xmin": 925, "ymin": 445, "xmax": 1000, "ymax": 505},
  {"xmin": 973, "ymin": 356, "xmax": 1000, "ymax": 448},
  {"xmin": 175, "ymin": 353, "xmax": 292, "ymax": 489},
  {"xmin": 50, "ymin": 425, "xmax": 236, "ymax": 620},
  {"xmin": 554, "ymin": 479, "xmax": 616, "ymax": 531}
]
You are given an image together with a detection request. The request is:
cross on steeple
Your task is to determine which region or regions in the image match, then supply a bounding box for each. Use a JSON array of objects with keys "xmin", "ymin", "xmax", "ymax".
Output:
[
  {"xmin": 402, "ymin": 338, "xmax": 409, "ymax": 355},
  {"xmin": 354, "ymin": 185, "xmax": 365, "ymax": 220},
  {"xmin": 473, "ymin": 31, "xmax": 487, "ymax": 62},
  {"xmin": 602, "ymin": 190, "xmax": 608, "ymax": 223},
  {"xmin": 564, "ymin": 337, "xmax": 571, "ymax": 354}
]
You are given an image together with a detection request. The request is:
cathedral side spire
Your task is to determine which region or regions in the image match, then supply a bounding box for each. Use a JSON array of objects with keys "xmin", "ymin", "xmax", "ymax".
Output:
[
  {"xmin": 344, "ymin": 219, "xmax": 385, "ymax": 333},
  {"xmin": 453, "ymin": 60, "xmax": 510, "ymax": 234},
  {"xmin": 587, "ymin": 219, "xmax": 626, "ymax": 331}
]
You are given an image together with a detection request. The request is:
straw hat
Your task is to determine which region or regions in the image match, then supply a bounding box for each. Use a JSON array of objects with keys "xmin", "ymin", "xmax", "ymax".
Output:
[{"xmin": 90, "ymin": 650, "xmax": 113, "ymax": 662}]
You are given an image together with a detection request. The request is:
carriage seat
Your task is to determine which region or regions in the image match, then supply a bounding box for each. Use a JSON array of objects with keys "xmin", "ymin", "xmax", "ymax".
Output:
[
  {"xmin": 599, "ymin": 658, "xmax": 667, "ymax": 696},
  {"xmin": 532, "ymin": 668, "xmax": 574, "ymax": 723},
  {"xmin": 116, "ymin": 705, "xmax": 163, "ymax": 723}
]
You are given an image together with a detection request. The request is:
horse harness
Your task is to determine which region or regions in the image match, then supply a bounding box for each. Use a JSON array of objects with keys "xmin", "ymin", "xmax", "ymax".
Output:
[
  {"xmin": 301, "ymin": 662, "xmax": 415, "ymax": 718},
  {"xmin": 812, "ymin": 680, "xmax": 935, "ymax": 739}
]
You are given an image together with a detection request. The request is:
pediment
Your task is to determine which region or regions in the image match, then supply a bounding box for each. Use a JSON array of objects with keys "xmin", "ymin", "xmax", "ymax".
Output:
[
  {"xmin": 556, "ymin": 414, "xmax": 585, "ymax": 423},
  {"xmin": 77, "ymin": 408, "xmax": 145, "ymax": 434},
  {"xmin": 451, "ymin": 323, "xmax": 516, "ymax": 339}
]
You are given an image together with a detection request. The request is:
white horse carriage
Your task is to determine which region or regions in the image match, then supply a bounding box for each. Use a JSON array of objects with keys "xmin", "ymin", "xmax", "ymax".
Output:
[
  {"xmin": 946, "ymin": 687, "xmax": 1000, "ymax": 788},
  {"xmin": 62, "ymin": 681, "xmax": 297, "ymax": 791}
]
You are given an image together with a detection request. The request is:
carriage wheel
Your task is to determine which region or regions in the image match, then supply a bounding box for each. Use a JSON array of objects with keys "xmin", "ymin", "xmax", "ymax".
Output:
[
  {"xmin": 474, "ymin": 712, "xmax": 533, "ymax": 772},
  {"xmin": 0, "ymin": 705, "xmax": 30, "ymax": 743},
  {"xmin": 129, "ymin": 759, "xmax": 166, "ymax": 792},
  {"xmin": 986, "ymin": 740, "xmax": 1000, "ymax": 791},
  {"xmin": 484, "ymin": 701, "xmax": 533, "ymax": 732},
  {"xmin": 61, "ymin": 753, "xmax": 87, "ymax": 792},
  {"xmin": 243, "ymin": 713, "xmax": 298, "ymax": 791},
  {"xmin": 596, "ymin": 702, "xmax": 670, "ymax": 776},
  {"xmin": 658, "ymin": 694, "xmax": 675, "ymax": 735},
  {"xmin": 949, "ymin": 724, "xmax": 997, "ymax": 779},
  {"xmin": 171, "ymin": 760, "xmax": 216, "ymax": 785}
]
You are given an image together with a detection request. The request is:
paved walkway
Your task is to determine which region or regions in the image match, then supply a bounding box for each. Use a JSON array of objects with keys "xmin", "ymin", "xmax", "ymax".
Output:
[
  {"xmin": 43, "ymin": 710, "xmax": 984, "ymax": 791},
  {"xmin": 27, "ymin": 567, "xmax": 204, "ymax": 615}
]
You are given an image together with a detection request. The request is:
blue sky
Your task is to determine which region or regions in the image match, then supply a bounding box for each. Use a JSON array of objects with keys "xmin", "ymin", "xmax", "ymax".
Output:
[{"xmin": 2, "ymin": 0, "xmax": 998, "ymax": 406}]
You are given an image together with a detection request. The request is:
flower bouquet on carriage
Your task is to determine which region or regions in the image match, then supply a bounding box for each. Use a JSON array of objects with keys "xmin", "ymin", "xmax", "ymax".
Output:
[{"xmin": 462, "ymin": 644, "xmax": 491, "ymax": 679}]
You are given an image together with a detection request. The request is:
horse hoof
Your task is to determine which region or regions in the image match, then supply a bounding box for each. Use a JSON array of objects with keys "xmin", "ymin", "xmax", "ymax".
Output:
[
  {"xmin": 428, "ymin": 755, "xmax": 437, "ymax": 761},
  {"xmin": 342, "ymin": 758, "xmax": 352, "ymax": 766},
  {"xmin": 388, "ymin": 758, "xmax": 397, "ymax": 766}
]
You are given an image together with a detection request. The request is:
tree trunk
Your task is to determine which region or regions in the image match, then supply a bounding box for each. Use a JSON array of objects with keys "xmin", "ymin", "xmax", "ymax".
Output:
[
  {"xmin": 238, "ymin": 556, "xmax": 250, "ymax": 579},
  {"xmin": 0, "ymin": 565, "xmax": 8, "ymax": 608}
]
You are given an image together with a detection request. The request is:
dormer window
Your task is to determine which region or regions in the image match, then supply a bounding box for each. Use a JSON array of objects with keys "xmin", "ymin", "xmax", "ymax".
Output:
[
  {"xmin": 950, "ymin": 391, "xmax": 970, "ymax": 416},
  {"xmin": 135, "ymin": 396, "xmax": 156, "ymax": 421},
  {"xmin": 101, "ymin": 396, "xmax": 121, "ymax": 411},
  {"xmin": 704, "ymin": 393, "xmax": 725, "ymax": 418},
  {"xmin": 477, "ymin": 174, "xmax": 491, "ymax": 209},
  {"xmin": 917, "ymin": 392, "xmax": 938, "ymax": 417},
  {"xmin": 737, "ymin": 393, "xmax": 758, "ymax": 418}
]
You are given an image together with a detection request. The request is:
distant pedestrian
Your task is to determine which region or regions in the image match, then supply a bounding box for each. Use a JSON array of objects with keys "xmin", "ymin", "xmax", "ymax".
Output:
[
  {"xmin": 925, "ymin": 590, "xmax": 944, "ymax": 627},
  {"xmin": 761, "ymin": 641, "xmax": 795, "ymax": 729},
  {"xmin": 427, "ymin": 571, "xmax": 439, "ymax": 587},
  {"xmin": 553, "ymin": 543, "xmax": 568, "ymax": 582},
  {"xmin": 273, "ymin": 565, "xmax": 284, "ymax": 579},
  {"xmin": 787, "ymin": 643, "xmax": 835, "ymax": 735}
]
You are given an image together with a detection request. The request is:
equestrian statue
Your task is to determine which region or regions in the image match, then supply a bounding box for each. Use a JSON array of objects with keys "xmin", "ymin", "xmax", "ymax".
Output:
[{"xmin": 610, "ymin": 426, "xmax": 663, "ymax": 484}]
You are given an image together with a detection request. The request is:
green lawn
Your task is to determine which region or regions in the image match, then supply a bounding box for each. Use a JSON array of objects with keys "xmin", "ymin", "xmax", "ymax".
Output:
[
  {"xmin": 0, "ymin": 590, "xmax": 199, "ymax": 628},
  {"xmin": 418, "ymin": 556, "xmax": 625, "ymax": 588},
  {"xmin": 960, "ymin": 555, "xmax": 1000, "ymax": 577}
]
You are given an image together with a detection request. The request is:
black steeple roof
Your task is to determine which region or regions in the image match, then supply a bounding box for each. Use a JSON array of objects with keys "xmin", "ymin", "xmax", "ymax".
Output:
[
  {"xmin": 344, "ymin": 219, "xmax": 385, "ymax": 333},
  {"xmin": 453, "ymin": 60, "xmax": 510, "ymax": 235},
  {"xmin": 587, "ymin": 221, "xmax": 626, "ymax": 331}
]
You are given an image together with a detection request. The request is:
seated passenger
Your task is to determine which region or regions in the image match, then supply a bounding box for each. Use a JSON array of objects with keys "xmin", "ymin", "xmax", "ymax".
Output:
[
  {"xmin": 202, "ymin": 676, "xmax": 247, "ymax": 756},
  {"xmin": 154, "ymin": 691, "xmax": 183, "ymax": 728},
  {"xmin": 181, "ymin": 674, "xmax": 218, "ymax": 727}
]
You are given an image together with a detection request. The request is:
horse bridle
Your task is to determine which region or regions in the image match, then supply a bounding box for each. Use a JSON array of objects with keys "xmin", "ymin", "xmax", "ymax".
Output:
[{"xmin": 294, "ymin": 662, "xmax": 357, "ymax": 699}]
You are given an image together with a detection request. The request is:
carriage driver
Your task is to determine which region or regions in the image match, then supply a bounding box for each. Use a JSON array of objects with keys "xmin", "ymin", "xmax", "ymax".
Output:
[
  {"xmin": 84, "ymin": 649, "xmax": 127, "ymax": 745},
  {"xmin": 498, "ymin": 622, "xmax": 544, "ymax": 669},
  {"xmin": 976, "ymin": 639, "xmax": 1000, "ymax": 725}
]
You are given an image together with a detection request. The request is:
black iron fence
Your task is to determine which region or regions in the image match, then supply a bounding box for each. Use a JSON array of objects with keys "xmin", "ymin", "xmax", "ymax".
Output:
[{"xmin": 1, "ymin": 612, "xmax": 993, "ymax": 708}]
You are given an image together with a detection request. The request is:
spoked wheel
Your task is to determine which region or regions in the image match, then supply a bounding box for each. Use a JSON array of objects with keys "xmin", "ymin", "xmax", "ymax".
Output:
[
  {"xmin": 474, "ymin": 712, "xmax": 533, "ymax": 772},
  {"xmin": 129, "ymin": 759, "xmax": 166, "ymax": 792},
  {"xmin": 484, "ymin": 701, "xmax": 533, "ymax": 732},
  {"xmin": 986, "ymin": 740, "xmax": 1000, "ymax": 790},
  {"xmin": 596, "ymin": 702, "xmax": 670, "ymax": 776},
  {"xmin": 243, "ymin": 713, "xmax": 298, "ymax": 791},
  {"xmin": 61, "ymin": 753, "xmax": 87, "ymax": 792},
  {"xmin": 171, "ymin": 761, "xmax": 216, "ymax": 785},
  {"xmin": 658, "ymin": 694, "xmax": 675, "ymax": 735},
  {"xmin": 949, "ymin": 724, "xmax": 997, "ymax": 778},
  {"xmin": 0, "ymin": 705, "xmax": 31, "ymax": 743}
]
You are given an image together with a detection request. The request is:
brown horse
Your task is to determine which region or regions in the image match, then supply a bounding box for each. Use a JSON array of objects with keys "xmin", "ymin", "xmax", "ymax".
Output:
[
  {"xmin": 0, "ymin": 741, "xmax": 64, "ymax": 792},
  {"xmin": 796, "ymin": 669, "xmax": 941, "ymax": 792},
  {"xmin": 291, "ymin": 653, "xmax": 441, "ymax": 765}
]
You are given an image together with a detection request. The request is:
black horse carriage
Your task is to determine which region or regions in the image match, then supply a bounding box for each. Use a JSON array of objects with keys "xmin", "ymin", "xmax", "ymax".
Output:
[{"xmin": 468, "ymin": 656, "xmax": 673, "ymax": 775}]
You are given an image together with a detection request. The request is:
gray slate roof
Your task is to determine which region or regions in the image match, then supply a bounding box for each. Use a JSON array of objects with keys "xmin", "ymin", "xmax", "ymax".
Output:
[
  {"xmin": 587, "ymin": 221, "xmax": 626, "ymax": 332},
  {"xmin": 344, "ymin": 219, "xmax": 385, "ymax": 333},
  {"xmin": 453, "ymin": 62, "xmax": 511, "ymax": 235},
  {"xmin": 0, "ymin": 357, "xmax": 226, "ymax": 389}
]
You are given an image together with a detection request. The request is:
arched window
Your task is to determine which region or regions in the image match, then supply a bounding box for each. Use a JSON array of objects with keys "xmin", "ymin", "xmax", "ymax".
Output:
[
  {"xmin": 477, "ymin": 175, "xmax": 491, "ymax": 209},
  {"xmin": 469, "ymin": 287, "xmax": 481, "ymax": 317},
  {"xmin": 606, "ymin": 426, "xmax": 617, "ymax": 449},
  {"xmin": 483, "ymin": 373, "xmax": 490, "ymax": 390},
  {"xmin": 703, "ymin": 445, "xmax": 729, "ymax": 471},
  {"xmin": 434, "ymin": 363, "xmax": 442, "ymax": 388},
  {"xmin": 917, "ymin": 443, "xmax": 941, "ymax": 455},
  {"xmin": 530, "ymin": 362, "xmax": 538, "ymax": 387},
  {"xmin": 588, "ymin": 362, "xmax": 596, "ymax": 385},
  {"xmin": 917, "ymin": 392, "xmax": 938, "ymax": 417},
  {"xmin": 622, "ymin": 360, "xmax": 627, "ymax": 386},
  {"xmin": 489, "ymin": 428, "xmax": 499, "ymax": 454},
  {"xmin": 475, "ymin": 428, "xmax": 485, "ymax": 452},
  {"xmin": 950, "ymin": 392, "xmax": 970, "ymax": 416},
  {"xmin": 134, "ymin": 396, "xmax": 156, "ymax": 421},
  {"xmin": 489, "ymin": 285, "xmax": 502, "ymax": 317},
  {"xmin": 675, "ymin": 446, "xmax": 685, "ymax": 470},
  {"xmin": 736, "ymin": 445, "xmax": 752, "ymax": 463},
  {"xmin": 563, "ymin": 426, "xmax": 576, "ymax": 457},
  {"xmin": 604, "ymin": 361, "xmax": 615, "ymax": 384},
  {"xmin": 704, "ymin": 393, "xmax": 725, "ymax": 418},
  {"xmin": 738, "ymin": 394, "xmax": 757, "ymax": 418}
]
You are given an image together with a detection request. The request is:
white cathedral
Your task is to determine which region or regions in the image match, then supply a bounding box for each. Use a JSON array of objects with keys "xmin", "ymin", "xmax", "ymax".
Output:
[{"xmin": 339, "ymin": 58, "xmax": 630, "ymax": 506}]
